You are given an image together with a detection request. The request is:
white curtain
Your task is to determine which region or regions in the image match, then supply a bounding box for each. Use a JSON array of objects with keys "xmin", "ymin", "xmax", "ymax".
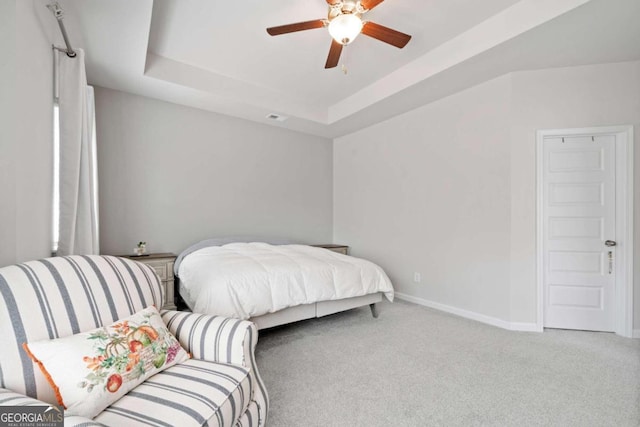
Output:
[{"xmin": 56, "ymin": 48, "xmax": 99, "ymax": 255}]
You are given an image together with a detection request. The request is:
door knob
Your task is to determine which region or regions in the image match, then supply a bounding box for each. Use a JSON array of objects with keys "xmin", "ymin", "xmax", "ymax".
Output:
[{"xmin": 605, "ymin": 240, "xmax": 617, "ymax": 247}]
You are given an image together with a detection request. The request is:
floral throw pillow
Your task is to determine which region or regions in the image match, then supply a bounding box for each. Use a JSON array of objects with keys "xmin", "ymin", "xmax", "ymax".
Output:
[{"xmin": 23, "ymin": 306, "xmax": 189, "ymax": 419}]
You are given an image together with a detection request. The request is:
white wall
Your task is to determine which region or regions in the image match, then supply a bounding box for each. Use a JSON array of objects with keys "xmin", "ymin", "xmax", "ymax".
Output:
[
  {"xmin": 334, "ymin": 75, "xmax": 513, "ymax": 321},
  {"xmin": 509, "ymin": 61, "xmax": 640, "ymax": 329},
  {"xmin": 95, "ymin": 87, "xmax": 333, "ymax": 255},
  {"xmin": 0, "ymin": 1, "xmax": 17, "ymax": 267},
  {"xmin": 334, "ymin": 61, "xmax": 640, "ymax": 330},
  {"xmin": 0, "ymin": 0, "xmax": 56, "ymax": 267}
]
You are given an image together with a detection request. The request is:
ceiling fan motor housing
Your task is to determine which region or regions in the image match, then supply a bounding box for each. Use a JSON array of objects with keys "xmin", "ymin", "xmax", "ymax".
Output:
[{"xmin": 329, "ymin": 0, "xmax": 365, "ymax": 19}]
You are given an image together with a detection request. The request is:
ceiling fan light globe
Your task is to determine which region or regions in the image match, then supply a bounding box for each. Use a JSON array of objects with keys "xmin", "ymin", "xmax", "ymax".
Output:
[{"xmin": 328, "ymin": 14, "xmax": 363, "ymax": 45}]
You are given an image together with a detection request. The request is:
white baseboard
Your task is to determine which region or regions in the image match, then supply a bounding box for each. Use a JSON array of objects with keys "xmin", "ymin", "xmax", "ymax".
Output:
[
  {"xmin": 508, "ymin": 322, "xmax": 542, "ymax": 332},
  {"xmin": 633, "ymin": 329, "xmax": 640, "ymax": 339},
  {"xmin": 395, "ymin": 292, "xmax": 541, "ymax": 332}
]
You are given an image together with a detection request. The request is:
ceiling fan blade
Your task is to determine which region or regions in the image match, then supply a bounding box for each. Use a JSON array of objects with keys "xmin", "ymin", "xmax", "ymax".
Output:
[
  {"xmin": 361, "ymin": 21, "xmax": 411, "ymax": 48},
  {"xmin": 325, "ymin": 40, "xmax": 343, "ymax": 69},
  {"xmin": 360, "ymin": 0, "xmax": 385, "ymax": 11},
  {"xmin": 267, "ymin": 19, "xmax": 325, "ymax": 36}
]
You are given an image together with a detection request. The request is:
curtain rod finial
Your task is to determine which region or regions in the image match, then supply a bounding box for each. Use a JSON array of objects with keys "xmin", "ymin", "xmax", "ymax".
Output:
[{"xmin": 46, "ymin": 2, "xmax": 64, "ymax": 20}]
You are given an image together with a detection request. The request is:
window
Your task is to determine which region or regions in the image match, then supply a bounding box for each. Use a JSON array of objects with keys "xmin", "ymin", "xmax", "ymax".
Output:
[{"xmin": 52, "ymin": 101, "xmax": 60, "ymax": 255}]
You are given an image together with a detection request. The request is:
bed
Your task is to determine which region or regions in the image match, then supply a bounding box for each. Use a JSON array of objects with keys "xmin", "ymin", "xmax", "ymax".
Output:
[{"xmin": 174, "ymin": 238, "xmax": 394, "ymax": 329}]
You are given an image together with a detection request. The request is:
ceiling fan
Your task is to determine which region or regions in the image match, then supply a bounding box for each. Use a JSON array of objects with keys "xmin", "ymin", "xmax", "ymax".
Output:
[{"xmin": 266, "ymin": 0, "xmax": 412, "ymax": 69}]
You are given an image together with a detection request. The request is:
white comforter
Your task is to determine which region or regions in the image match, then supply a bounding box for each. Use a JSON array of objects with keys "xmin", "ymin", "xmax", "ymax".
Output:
[{"xmin": 177, "ymin": 243, "xmax": 394, "ymax": 319}]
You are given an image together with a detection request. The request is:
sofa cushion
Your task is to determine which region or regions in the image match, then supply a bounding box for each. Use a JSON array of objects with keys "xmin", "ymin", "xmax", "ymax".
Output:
[
  {"xmin": 23, "ymin": 306, "xmax": 189, "ymax": 419},
  {"xmin": 93, "ymin": 359, "xmax": 252, "ymax": 427}
]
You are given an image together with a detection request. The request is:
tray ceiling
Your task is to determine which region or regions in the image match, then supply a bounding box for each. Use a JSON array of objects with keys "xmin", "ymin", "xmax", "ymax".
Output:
[{"xmin": 57, "ymin": 0, "xmax": 640, "ymax": 137}]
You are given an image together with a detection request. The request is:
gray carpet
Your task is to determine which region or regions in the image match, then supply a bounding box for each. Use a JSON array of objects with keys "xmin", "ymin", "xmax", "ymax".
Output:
[{"xmin": 255, "ymin": 300, "xmax": 640, "ymax": 427}]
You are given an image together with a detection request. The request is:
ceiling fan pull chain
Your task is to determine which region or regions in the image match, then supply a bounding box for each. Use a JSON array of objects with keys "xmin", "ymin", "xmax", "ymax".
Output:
[{"xmin": 342, "ymin": 46, "xmax": 349, "ymax": 75}]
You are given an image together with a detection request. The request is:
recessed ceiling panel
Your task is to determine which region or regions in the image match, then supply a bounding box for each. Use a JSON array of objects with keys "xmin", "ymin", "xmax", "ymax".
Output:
[
  {"xmin": 62, "ymin": 0, "xmax": 640, "ymax": 137},
  {"xmin": 148, "ymin": 0, "xmax": 521, "ymax": 107}
]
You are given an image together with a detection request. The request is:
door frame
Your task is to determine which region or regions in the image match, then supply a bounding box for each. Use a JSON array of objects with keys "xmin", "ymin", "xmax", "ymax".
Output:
[{"xmin": 536, "ymin": 125, "xmax": 634, "ymax": 337}]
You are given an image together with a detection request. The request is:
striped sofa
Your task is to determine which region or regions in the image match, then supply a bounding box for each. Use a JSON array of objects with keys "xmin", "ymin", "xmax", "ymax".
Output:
[{"xmin": 0, "ymin": 255, "xmax": 268, "ymax": 426}]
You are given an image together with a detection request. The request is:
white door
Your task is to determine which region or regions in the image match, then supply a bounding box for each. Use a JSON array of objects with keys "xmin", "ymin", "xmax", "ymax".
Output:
[{"xmin": 542, "ymin": 134, "xmax": 616, "ymax": 332}]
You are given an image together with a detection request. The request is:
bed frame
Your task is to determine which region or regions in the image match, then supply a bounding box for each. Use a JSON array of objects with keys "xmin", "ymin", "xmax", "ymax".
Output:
[
  {"xmin": 175, "ymin": 279, "xmax": 383, "ymax": 330},
  {"xmin": 250, "ymin": 292, "xmax": 382, "ymax": 330}
]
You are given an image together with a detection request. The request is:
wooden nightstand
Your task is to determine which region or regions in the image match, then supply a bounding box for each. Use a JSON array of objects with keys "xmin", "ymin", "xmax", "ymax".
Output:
[
  {"xmin": 311, "ymin": 244, "xmax": 349, "ymax": 255},
  {"xmin": 120, "ymin": 253, "xmax": 177, "ymax": 310}
]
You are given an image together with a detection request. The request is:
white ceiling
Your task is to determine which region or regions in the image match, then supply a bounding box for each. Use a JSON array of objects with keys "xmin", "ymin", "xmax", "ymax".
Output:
[
  {"xmin": 148, "ymin": 0, "xmax": 519, "ymax": 108},
  {"xmin": 57, "ymin": 0, "xmax": 640, "ymax": 138}
]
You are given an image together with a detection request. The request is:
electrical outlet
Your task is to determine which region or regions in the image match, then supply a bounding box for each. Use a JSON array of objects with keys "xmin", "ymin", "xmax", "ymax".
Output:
[{"xmin": 413, "ymin": 272, "xmax": 421, "ymax": 283}]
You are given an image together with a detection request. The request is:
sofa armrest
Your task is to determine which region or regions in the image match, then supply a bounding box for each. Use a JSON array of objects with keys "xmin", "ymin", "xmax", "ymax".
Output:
[
  {"xmin": 160, "ymin": 310, "xmax": 256, "ymax": 366},
  {"xmin": 0, "ymin": 388, "xmax": 50, "ymax": 406},
  {"xmin": 161, "ymin": 310, "xmax": 269, "ymax": 426},
  {"xmin": 0, "ymin": 389, "xmax": 104, "ymax": 427}
]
